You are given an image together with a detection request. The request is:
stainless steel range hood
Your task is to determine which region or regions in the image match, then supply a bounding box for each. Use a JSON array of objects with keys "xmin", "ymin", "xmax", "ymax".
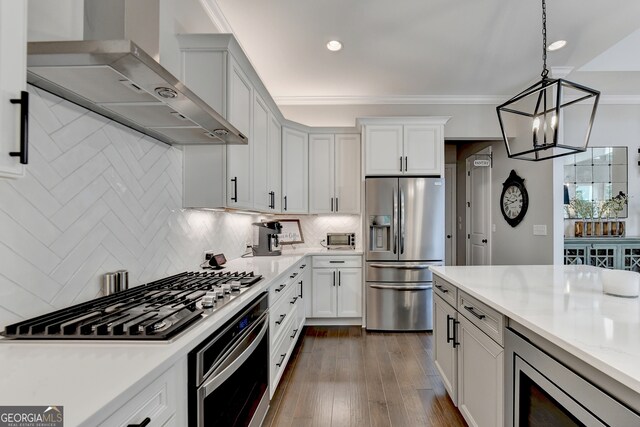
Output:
[{"xmin": 27, "ymin": 40, "xmax": 247, "ymax": 146}]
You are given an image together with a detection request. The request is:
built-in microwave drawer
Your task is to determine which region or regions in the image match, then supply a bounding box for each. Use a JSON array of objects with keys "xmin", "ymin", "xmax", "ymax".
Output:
[
  {"xmin": 366, "ymin": 261, "xmax": 439, "ymax": 283},
  {"xmin": 458, "ymin": 291, "xmax": 504, "ymax": 346}
]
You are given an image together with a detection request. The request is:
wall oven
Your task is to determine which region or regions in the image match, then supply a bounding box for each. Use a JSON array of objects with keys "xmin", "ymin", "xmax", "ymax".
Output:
[
  {"xmin": 505, "ymin": 325, "xmax": 640, "ymax": 426},
  {"xmin": 189, "ymin": 292, "xmax": 269, "ymax": 427}
]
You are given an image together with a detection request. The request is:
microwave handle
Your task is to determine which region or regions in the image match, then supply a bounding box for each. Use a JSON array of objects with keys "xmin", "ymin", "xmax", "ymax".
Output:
[{"xmin": 200, "ymin": 315, "xmax": 268, "ymax": 396}]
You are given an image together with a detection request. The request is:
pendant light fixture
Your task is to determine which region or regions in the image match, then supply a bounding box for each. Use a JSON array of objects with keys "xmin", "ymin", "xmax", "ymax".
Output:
[{"xmin": 496, "ymin": 0, "xmax": 600, "ymax": 161}]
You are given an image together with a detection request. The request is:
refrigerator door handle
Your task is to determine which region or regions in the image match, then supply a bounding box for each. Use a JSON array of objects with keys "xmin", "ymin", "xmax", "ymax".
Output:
[
  {"xmin": 369, "ymin": 264, "xmax": 432, "ymax": 270},
  {"xmin": 399, "ymin": 187, "xmax": 405, "ymax": 254},
  {"xmin": 369, "ymin": 284, "xmax": 432, "ymax": 291},
  {"xmin": 392, "ymin": 188, "xmax": 398, "ymax": 254}
]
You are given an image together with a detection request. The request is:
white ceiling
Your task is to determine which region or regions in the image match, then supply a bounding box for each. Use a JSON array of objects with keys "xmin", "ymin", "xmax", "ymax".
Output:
[{"xmin": 215, "ymin": 0, "xmax": 640, "ymax": 103}]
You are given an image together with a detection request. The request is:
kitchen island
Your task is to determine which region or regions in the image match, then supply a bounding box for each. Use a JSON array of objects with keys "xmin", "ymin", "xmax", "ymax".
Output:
[{"xmin": 430, "ymin": 264, "xmax": 640, "ymax": 426}]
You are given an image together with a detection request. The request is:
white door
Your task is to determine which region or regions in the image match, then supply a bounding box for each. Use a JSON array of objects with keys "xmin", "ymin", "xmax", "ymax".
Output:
[
  {"xmin": 226, "ymin": 57, "xmax": 253, "ymax": 208},
  {"xmin": 267, "ymin": 113, "xmax": 282, "ymax": 212},
  {"xmin": 311, "ymin": 269, "xmax": 337, "ymax": 317},
  {"xmin": 434, "ymin": 294, "xmax": 458, "ymax": 405},
  {"xmin": 252, "ymin": 94, "xmax": 270, "ymax": 211},
  {"xmin": 403, "ymin": 125, "xmax": 443, "ymax": 175},
  {"xmin": 282, "ymin": 127, "xmax": 308, "ymax": 213},
  {"xmin": 466, "ymin": 147, "xmax": 491, "ymax": 265},
  {"xmin": 334, "ymin": 134, "xmax": 361, "ymax": 214},
  {"xmin": 445, "ymin": 164, "xmax": 457, "ymax": 265},
  {"xmin": 457, "ymin": 315, "xmax": 504, "ymax": 427},
  {"xmin": 0, "ymin": 0, "xmax": 27, "ymax": 179},
  {"xmin": 308, "ymin": 134, "xmax": 335, "ymax": 213},
  {"xmin": 364, "ymin": 125, "xmax": 403, "ymax": 175},
  {"xmin": 336, "ymin": 268, "xmax": 362, "ymax": 317}
]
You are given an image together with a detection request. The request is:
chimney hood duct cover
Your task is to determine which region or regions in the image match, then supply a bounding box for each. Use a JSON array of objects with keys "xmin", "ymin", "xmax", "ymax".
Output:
[{"xmin": 27, "ymin": 40, "xmax": 247, "ymax": 146}]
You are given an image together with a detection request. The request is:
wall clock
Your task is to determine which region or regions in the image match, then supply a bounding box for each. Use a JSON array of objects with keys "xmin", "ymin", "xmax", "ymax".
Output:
[{"xmin": 500, "ymin": 170, "xmax": 529, "ymax": 227}]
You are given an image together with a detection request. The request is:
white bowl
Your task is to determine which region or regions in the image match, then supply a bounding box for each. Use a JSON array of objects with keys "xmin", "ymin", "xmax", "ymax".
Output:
[{"xmin": 601, "ymin": 269, "xmax": 640, "ymax": 298}]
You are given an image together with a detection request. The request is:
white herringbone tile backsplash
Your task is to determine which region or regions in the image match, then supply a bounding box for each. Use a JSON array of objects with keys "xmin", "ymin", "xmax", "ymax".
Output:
[{"xmin": 0, "ymin": 86, "xmax": 258, "ymax": 329}]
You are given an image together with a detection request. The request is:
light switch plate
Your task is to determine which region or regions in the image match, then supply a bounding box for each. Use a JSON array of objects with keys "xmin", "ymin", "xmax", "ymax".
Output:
[{"xmin": 533, "ymin": 225, "xmax": 547, "ymax": 236}]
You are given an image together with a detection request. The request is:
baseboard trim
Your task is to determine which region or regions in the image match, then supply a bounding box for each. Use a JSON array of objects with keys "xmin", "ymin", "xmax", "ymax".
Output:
[{"xmin": 305, "ymin": 318, "xmax": 362, "ymax": 326}]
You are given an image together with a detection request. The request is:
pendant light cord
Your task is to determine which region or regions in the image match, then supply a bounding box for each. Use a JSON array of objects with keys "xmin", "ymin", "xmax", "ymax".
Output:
[{"xmin": 541, "ymin": 0, "xmax": 549, "ymax": 78}]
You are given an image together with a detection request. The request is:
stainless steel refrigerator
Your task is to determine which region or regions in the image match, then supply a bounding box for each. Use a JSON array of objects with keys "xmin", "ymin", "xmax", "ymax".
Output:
[{"xmin": 365, "ymin": 177, "xmax": 444, "ymax": 330}]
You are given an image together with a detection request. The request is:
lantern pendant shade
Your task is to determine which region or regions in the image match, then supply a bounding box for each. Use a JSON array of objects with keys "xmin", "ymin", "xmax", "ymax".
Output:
[{"xmin": 497, "ymin": 76, "xmax": 600, "ymax": 161}]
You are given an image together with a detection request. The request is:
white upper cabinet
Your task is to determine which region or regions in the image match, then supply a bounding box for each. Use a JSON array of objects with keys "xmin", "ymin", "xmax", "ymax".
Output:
[
  {"xmin": 334, "ymin": 134, "xmax": 361, "ymax": 214},
  {"xmin": 252, "ymin": 93, "xmax": 270, "ymax": 212},
  {"xmin": 309, "ymin": 133, "xmax": 360, "ymax": 214},
  {"xmin": 404, "ymin": 125, "xmax": 443, "ymax": 175},
  {"xmin": 363, "ymin": 119, "xmax": 448, "ymax": 176},
  {"xmin": 267, "ymin": 113, "xmax": 282, "ymax": 212},
  {"xmin": 226, "ymin": 56, "xmax": 253, "ymax": 209},
  {"xmin": 308, "ymin": 134, "xmax": 335, "ymax": 214},
  {"xmin": 0, "ymin": 0, "xmax": 27, "ymax": 179},
  {"xmin": 282, "ymin": 127, "xmax": 308, "ymax": 214},
  {"xmin": 364, "ymin": 125, "xmax": 403, "ymax": 176}
]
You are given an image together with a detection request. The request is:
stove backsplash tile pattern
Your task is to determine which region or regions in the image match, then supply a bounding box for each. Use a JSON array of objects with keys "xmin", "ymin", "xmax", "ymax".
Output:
[{"xmin": 0, "ymin": 86, "xmax": 257, "ymax": 329}]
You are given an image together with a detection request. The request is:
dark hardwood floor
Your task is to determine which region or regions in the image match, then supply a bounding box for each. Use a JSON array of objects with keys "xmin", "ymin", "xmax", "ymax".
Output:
[{"xmin": 264, "ymin": 326, "xmax": 466, "ymax": 427}]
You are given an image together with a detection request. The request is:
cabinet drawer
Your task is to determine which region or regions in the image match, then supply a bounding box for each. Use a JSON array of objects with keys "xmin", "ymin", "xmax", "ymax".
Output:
[
  {"xmin": 270, "ymin": 309, "xmax": 300, "ymax": 394},
  {"xmin": 99, "ymin": 365, "xmax": 178, "ymax": 427},
  {"xmin": 457, "ymin": 291, "xmax": 504, "ymax": 346},
  {"xmin": 434, "ymin": 276, "xmax": 457, "ymax": 308},
  {"xmin": 313, "ymin": 255, "xmax": 362, "ymax": 268},
  {"xmin": 270, "ymin": 283, "xmax": 299, "ymax": 345}
]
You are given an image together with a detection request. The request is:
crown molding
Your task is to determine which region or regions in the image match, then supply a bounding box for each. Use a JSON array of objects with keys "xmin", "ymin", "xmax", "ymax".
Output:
[
  {"xmin": 274, "ymin": 94, "xmax": 640, "ymax": 106},
  {"xmin": 199, "ymin": 0, "xmax": 233, "ymax": 33}
]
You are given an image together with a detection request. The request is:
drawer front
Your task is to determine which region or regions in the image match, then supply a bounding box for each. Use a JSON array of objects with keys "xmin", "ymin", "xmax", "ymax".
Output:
[
  {"xmin": 433, "ymin": 276, "xmax": 457, "ymax": 308},
  {"xmin": 458, "ymin": 291, "xmax": 504, "ymax": 346},
  {"xmin": 270, "ymin": 283, "xmax": 299, "ymax": 345},
  {"xmin": 270, "ymin": 259, "xmax": 308, "ymax": 305},
  {"xmin": 99, "ymin": 365, "xmax": 178, "ymax": 427},
  {"xmin": 270, "ymin": 307, "xmax": 300, "ymax": 394},
  {"xmin": 313, "ymin": 255, "xmax": 362, "ymax": 268}
]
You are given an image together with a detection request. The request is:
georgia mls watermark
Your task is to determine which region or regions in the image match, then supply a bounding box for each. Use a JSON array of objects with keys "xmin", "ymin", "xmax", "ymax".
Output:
[{"xmin": 0, "ymin": 406, "xmax": 63, "ymax": 427}]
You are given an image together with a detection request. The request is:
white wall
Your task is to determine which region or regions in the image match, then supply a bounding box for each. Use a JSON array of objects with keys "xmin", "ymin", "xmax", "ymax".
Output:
[{"xmin": 28, "ymin": 0, "xmax": 84, "ymax": 41}]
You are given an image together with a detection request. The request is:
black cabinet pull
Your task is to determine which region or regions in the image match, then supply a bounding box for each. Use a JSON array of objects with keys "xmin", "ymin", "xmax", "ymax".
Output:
[
  {"xmin": 335, "ymin": 197, "xmax": 339, "ymax": 212},
  {"xmin": 331, "ymin": 197, "xmax": 334, "ymax": 212},
  {"xmin": 290, "ymin": 329, "xmax": 298, "ymax": 339},
  {"xmin": 275, "ymin": 283, "xmax": 286, "ymax": 293},
  {"xmin": 300, "ymin": 264, "xmax": 306, "ymax": 269},
  {"xmin": 464, "ymin": 305, "xmax": 486, "ymax": 320},
  {"xmin": 290, "ymin": 272, "xmax": 298, "ymax": 278},
  {"xmin": 329, "ymin": 260, "xmax": 345, "ymax": 264},
  {"xmin": 435, "ymin": 284, "xmax": 448, "ymax": 294},
  {"xmin": 290, "ymin": 296, "xmax": 298, "ymax": 304},
  {"xmin": 9, "ymin": 91, "xmax": 29, "ymax": 165},
  {"xmin": 268, "ymin": 191, "xmax": 275, "ymax": 209},
  {"xmin": 230, "ymin": 177, "xmax": 238, "ymax": 202},
  {"xmin": 400, "ymin": 156, "xmax": 403, "ymax": 172},
  {"xmin": 332, "ymin": 271, "xmax": 336, "ymax": 286},
  {"xmin": 338, "ymin": 270, "xmax": 341, "ymax": 286},
  {"xmin": 404, "ymin": 156, "xmax": 408, "ymax": 171},
  {"xmin": 127, "ymin": 418, "xmax": 151, "ymax": 427},
  {"xmin": 284, "ymin": 195, "xmax": 288, "ymax": 211},
  {"xmin": 276, "ymin": 353, "xmax": 287, "ymax": 367},
  {"xmin": 447, "ymin": 234, "xmax": 452, "ymax": 239},
  {"xmin": 298, "ymin": 280, "xmax": 303, "ymax": 298},
  {"xmin": 446, "ymin": 315, "xmax": 453, "ymax": 344},
  {"xmin": 481, "ymin": 239, "xmax": 488, "ymax": 244},
  {"xmin": 275, "ymin": 313, "xmax": 287, "ymax": 325},
  {"xmin": 452, "ymin": 319, "xmax": 460, "ymax": 348}
]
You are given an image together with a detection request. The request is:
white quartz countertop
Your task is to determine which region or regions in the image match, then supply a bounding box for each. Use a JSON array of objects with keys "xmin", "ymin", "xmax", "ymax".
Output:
[
  {"xmin": 430, "ymin": 265, "xmax": 640, "ymax": 395},
  {"xmin": 0, "ymin": 248, "xmax": 361, "ymax": 426}
]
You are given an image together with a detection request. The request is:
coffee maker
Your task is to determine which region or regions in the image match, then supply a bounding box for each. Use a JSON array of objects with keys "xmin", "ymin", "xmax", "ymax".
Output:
[{"xmin": 252, "ymin": 221, "xmax": 282, "ymax": 256}]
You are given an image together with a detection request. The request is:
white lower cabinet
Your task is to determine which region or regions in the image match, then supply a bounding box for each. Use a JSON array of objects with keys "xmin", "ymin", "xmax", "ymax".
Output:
[
  {"xmin": 98, "ymin": 358, "xmax": 187, "ymax": 427},
  {"xmin": 311, "ymin": 256, "xmax": 362, "ymax": 319},
  {"xmin": 457, "ymin": 315, "xmax": 504, "ymax": 427},
  {"xmin": 269, "ymin": 258, "xmax": 308, "ymax": 396},
  {"xmin": 433, "ymin": 277, "xmax": 504, "ymax": 427},
  {"xmin": 434, "ymin": 293, "xmax": 458, "ymax": 404}
]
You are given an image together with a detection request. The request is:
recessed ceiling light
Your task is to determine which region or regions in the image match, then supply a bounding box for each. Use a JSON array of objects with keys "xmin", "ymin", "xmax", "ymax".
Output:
[
  {"xmin": 548, "ymin": 40, "xmax": 567, "ymax": 51},
  {"xmin": 326, "ymin": 40, "xmax": 342, "ymax": 52}
]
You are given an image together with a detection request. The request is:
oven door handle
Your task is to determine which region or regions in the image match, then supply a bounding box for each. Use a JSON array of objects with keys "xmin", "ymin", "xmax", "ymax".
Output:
[{"xmin": 200, "ymin": 315, "xmax": 268, "ymax": 397}]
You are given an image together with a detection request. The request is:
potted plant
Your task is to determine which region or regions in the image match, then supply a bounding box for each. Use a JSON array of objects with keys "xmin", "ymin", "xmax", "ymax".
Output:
[
  {"xmin": 569, "ymin": 196, "xmax": 593, "ymax": 237},
  {"xmin": 608, "ymin": 191, "xmax": 628, "ymax": 236}
]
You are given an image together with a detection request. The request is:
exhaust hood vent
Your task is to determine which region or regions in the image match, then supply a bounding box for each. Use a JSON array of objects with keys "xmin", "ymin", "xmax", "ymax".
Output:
[{"xmin": 27, "ymin": 40, "xmax": 247, "ymax": 146}]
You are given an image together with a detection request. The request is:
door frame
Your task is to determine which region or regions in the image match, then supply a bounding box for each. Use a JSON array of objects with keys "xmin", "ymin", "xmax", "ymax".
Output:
[
  {"xmin": 465, "ymin": 146, "xmax": 492, "ymax": 265},
  {"xmin": 445, "ymin": 163, "xmax": 457, "ymax": 265}
]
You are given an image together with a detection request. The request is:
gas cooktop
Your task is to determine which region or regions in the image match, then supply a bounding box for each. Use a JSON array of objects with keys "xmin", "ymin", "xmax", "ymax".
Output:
[{"xmin": 2, "ymin": 271, "xmax": 263, "ymax": 341}]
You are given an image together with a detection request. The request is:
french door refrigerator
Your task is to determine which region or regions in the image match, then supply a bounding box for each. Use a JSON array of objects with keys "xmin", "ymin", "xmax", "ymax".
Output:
[{"xmin": 365, "ymin": 177, "xmax": 444, "ymax": 330}]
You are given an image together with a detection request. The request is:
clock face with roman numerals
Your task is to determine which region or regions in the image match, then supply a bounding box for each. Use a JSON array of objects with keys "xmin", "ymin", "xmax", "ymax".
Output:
[{"xmin": 500, "ymin": 170, "xmax": 529, "ymax": 227}]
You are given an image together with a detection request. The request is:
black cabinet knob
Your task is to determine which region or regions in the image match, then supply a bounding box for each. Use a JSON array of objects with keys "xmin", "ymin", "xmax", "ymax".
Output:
[
  {"xmin": 446, "ymin": 235, "xmax": 452, "ymax": 238},
  {"xmin": 482, "ymin": 239, "xmax": 488, "ymax": 243}
]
